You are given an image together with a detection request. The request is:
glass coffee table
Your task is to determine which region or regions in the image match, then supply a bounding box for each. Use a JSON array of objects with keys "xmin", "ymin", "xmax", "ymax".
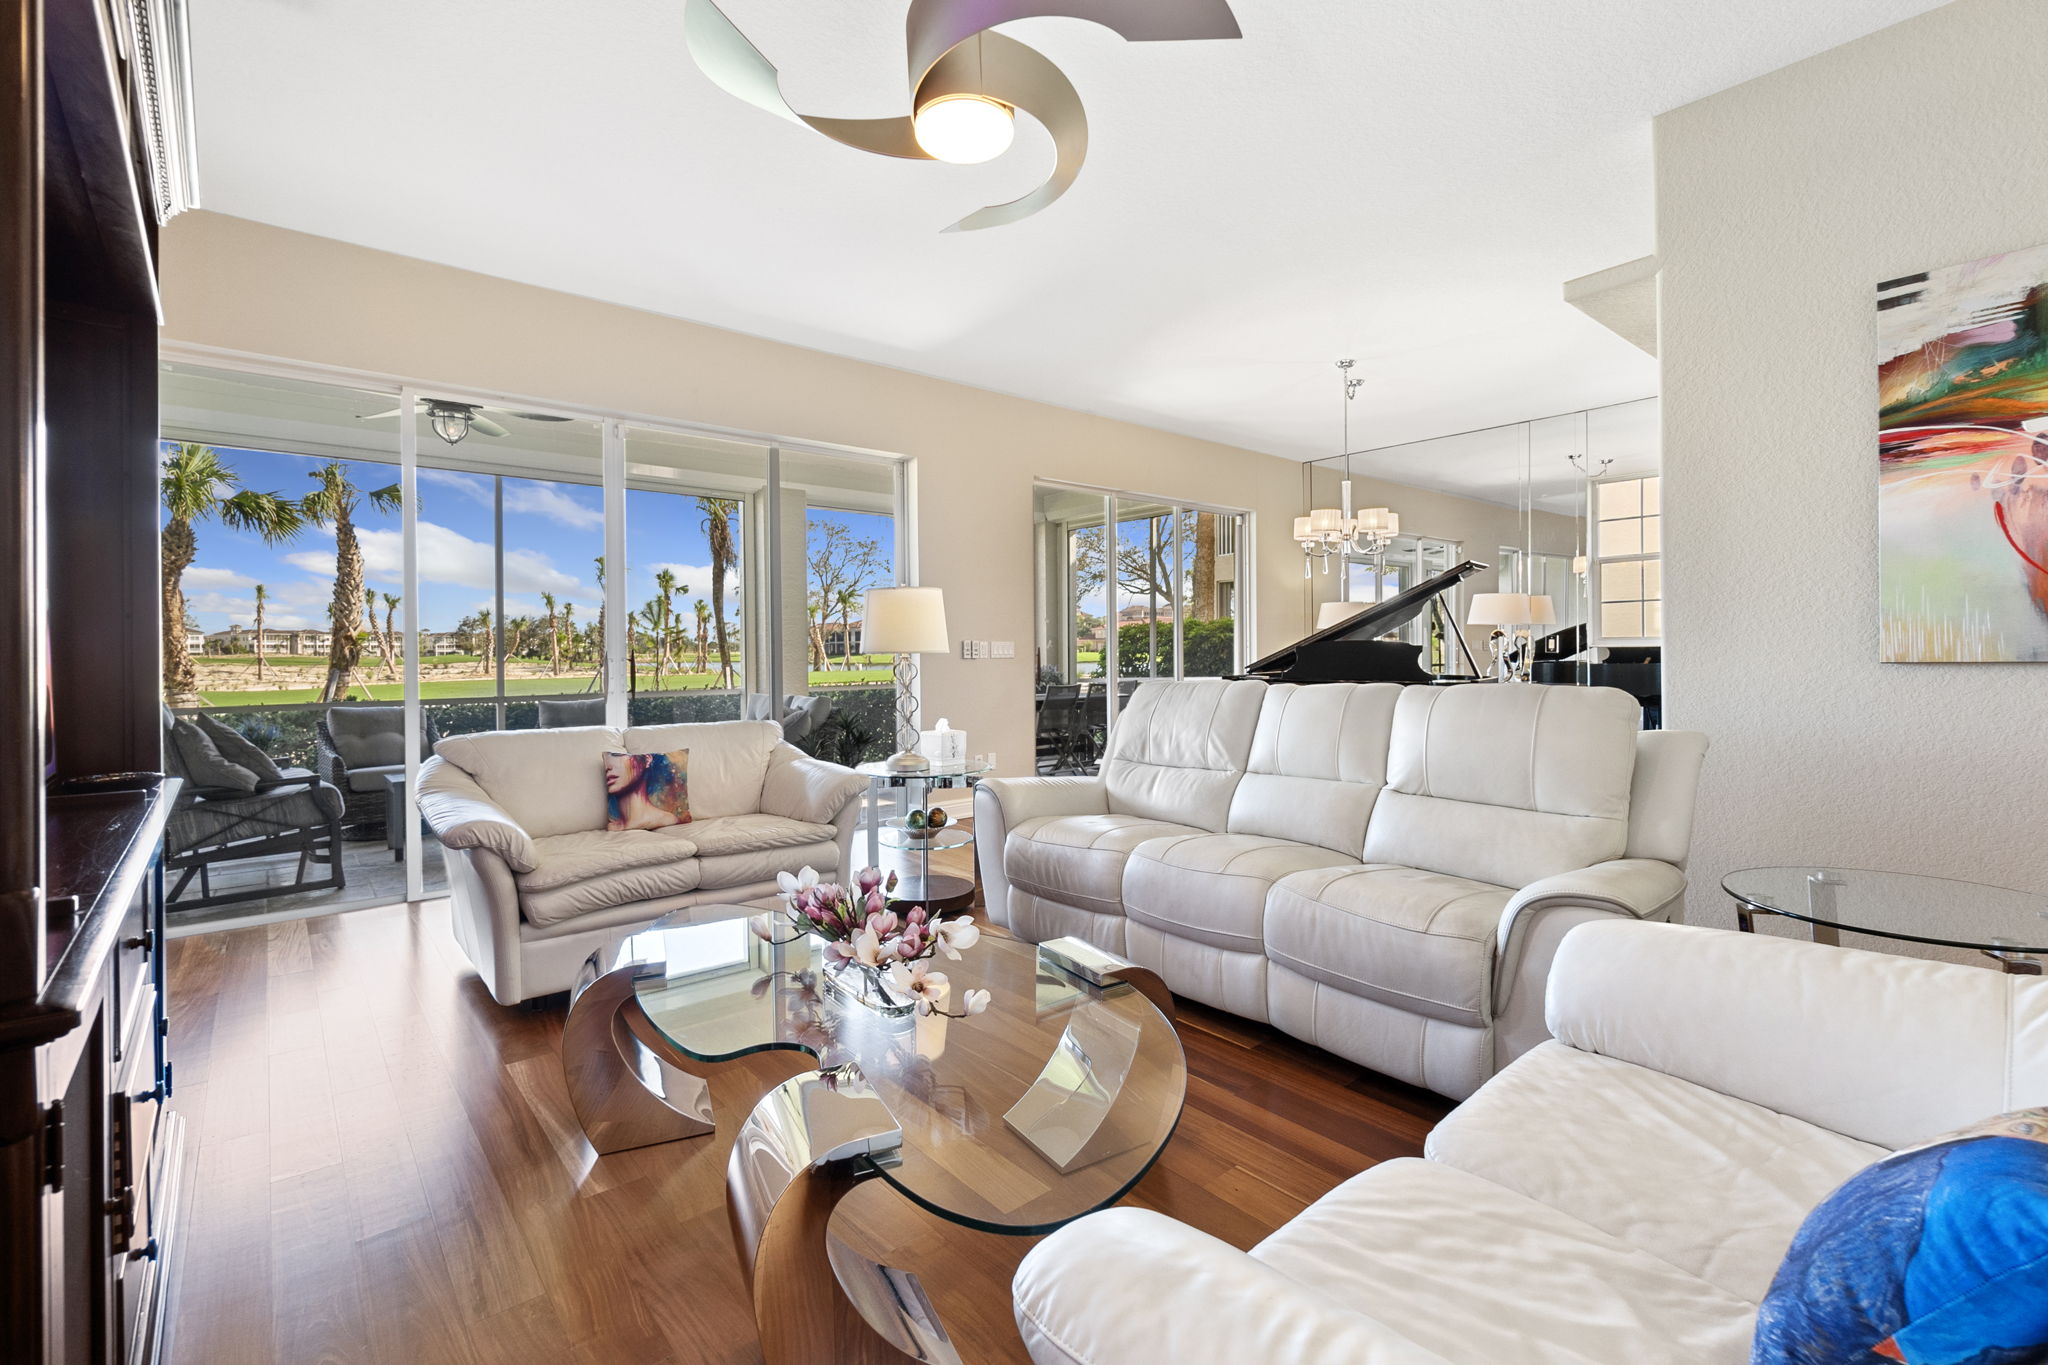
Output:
[
  {"xmin": 561, "ymin": 909, "xmax": 1183, "ymax": 1364},
  {"xmin": 1724, "ymin": 866, "xmax": 2048, "ymax": 974}
]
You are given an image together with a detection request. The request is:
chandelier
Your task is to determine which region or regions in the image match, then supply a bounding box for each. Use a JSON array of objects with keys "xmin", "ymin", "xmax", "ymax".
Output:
[{"xmin": 1296, "ymin": 359, "xmax": 1399, "ymax": 575}]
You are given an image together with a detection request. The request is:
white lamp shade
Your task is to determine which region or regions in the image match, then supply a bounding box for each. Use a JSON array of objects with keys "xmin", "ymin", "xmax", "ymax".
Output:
[
  {"xmin": 863, "ymin": 586, "xmax": 949, "ymax": 654},
  {"xmin": 1526, "ymin": 595, "xmax": 1558, "ymax": 626},
  {"xmin": 1293, "ymin": 516, "xmax": 1314, "ymax": 540},
  {"xmin": 1467, "ymin": 592, "xmax": 1532, "ymax": 627},
  {"xmin": 1308, "ymin": 508, "xmax": 1344, "ymax": 534},
  {"xmin": 1353, "ymin": 507, "xmax": 1390, "ymax": 533},
  {"xmin": 1317, "ymin": 600, "xmax": 1369, "ymax": 630}
]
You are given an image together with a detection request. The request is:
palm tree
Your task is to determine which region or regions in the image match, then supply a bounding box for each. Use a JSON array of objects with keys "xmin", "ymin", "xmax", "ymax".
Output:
[
  {"xmin": 472, "ymin": 607, "xmax": 494, "ymax": 678},
  {"xmin": 693, "ymin": 599, "xmax": 710, "ymax": 672},
  {"xmin": 542, "ymin": 591, "xmax": 561, "ymax": 675},
  {"xmin": 807, "ymin": 601, "xmax": 827, "ymax": 671},
  {"xmin": 653, "ymin": 568, "xmax": 680, "ymax": 687},
  {"xmin": 698, "ymin": 497, "xmax": 740, "ymax": 688},
  {"xmin": 300, "ymin": 461, "xmax": 402, "ymax": 702},
  {"xmin": 252, "ymin": 583, "xmax": 270, "ymax": 682},
  {"xmin": 835, "ymin": 585, "xmax": 861, "ymax": 671},
  {"xmin": 159, "ymin": 443, "xmax": 306, "ymax": 698},
  {"xmin": 593, "ymin": 556, "xmax": 608, "ymax": 691},
  {"xmin": 365, "ymin": 586, "xmax": 398, "ymax": 681},
  {"xmin": 637, "ymin": 602, "xmax": 665, "ymax": 688},
  {"xmin": 381, "ymin": 593, "xmax": 401, "ymax": 673},
  {"xmin": 559, "ymin": 601, "xmax": 577, "ymax": 669}
]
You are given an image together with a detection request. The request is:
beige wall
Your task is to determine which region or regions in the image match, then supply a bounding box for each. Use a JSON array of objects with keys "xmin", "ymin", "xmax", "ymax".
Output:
[
  {"xmin": 1658, "ymin": 0, "xmax": 2048, "ymax": 934},
  {"xmin": 160, "ymin": 211, "xmax": 1595, "ymax": 768},
  {"xmin": 160, "ymin": 212, "xmax": 1326, "ymax": 772}
]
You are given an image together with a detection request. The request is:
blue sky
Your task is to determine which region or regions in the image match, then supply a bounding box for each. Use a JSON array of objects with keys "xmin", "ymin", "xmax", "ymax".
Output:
[{"xmin": 170, "ymin": 445, "xmax": 893, "ymax": 637}]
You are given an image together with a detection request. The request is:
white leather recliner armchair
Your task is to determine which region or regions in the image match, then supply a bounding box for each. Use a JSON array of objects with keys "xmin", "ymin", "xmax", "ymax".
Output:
[
  {"xmin": 977, "ymin": 678, "xmax": 1708, "ymax": 1097},
  {"xmin": 1013, "ymin": 920, "xmax": 2048, "ymax": 1365}
]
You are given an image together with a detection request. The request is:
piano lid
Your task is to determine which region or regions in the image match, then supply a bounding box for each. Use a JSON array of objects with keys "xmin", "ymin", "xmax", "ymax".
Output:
[{"xmin": 1243, "ymin": 559, "xmax": 1490, "ymax": 678}]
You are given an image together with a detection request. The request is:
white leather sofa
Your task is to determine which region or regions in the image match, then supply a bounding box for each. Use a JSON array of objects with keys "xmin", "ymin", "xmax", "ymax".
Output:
[
  {"xmin": 1014, "ymin": 920, "xmax": 2048, "ymax": 1365},
  {"xmin": 417, "ymin": 721, "xmax": 867, "ymax": 1004},
  {"xmin": 976, "ymin": 678, "xmax": 1708, "ymax": 1097}
]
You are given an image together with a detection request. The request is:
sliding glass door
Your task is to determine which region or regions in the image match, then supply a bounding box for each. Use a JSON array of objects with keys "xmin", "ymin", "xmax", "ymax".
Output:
[
  {"xmin": 160, "ymin": 357, "xmax": 906, "ymax": 922},
  {"xmin": 1032, "ymin": 482, "xmax": 1251, "ymax": 774}
]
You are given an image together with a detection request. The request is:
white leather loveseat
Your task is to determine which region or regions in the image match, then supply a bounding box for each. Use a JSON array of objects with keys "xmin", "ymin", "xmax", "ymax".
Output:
[
  {"xmin": 417, "ymin": 721, "xmax": 867, "ymax": 1004},
  {"xmin": 1014, "ymin": 920, "xmax": 2048, "ymax": 1364},
  {"xmin": 976, "ymin": 678, "xmax": 1708, "ymax": 1097}
]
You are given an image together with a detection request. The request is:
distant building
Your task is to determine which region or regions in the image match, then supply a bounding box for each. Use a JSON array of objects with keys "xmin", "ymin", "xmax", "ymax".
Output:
[
  {"xmin": 818, "ymin": 618, "xmax": 864, "ymax": 656},
  {"xmin": 203, "ymin": 625, "xmax": 333, "ymax": 655}
]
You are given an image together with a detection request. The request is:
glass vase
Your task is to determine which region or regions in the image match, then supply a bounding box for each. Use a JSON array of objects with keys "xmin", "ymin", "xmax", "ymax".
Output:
[{"xmin": 822, "ymin": 958, "xmax": 918, "ymax": 1018}]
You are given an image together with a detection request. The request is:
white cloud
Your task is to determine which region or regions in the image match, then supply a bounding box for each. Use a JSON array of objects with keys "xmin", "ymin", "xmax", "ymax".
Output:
[
  {"xmin": 184, "ymin": 565, "xmax": 256, "ymax": 591},
  {"xmin": 413, "ymin": 468, "xmax": 603, "ymax": 532},
  {"xmin": 182, "ymin": 590, "xmax": 319, "ymax": 630},
  {"xmin": 640, "ymin": 563, "xmax": 737, "ymax": 600},
  {"xmin": 293, "ymin": 521, "xmax": 594, "ymax": 601},
  {"xmin": 504, "ymin": 482, "xmax": 603, "ymax": 531}
]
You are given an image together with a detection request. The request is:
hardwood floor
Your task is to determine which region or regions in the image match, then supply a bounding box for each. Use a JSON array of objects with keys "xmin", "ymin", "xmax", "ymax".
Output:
[{"xmin": 161, "ymin": 835, "xmax": 1450, "ymax": 1364}]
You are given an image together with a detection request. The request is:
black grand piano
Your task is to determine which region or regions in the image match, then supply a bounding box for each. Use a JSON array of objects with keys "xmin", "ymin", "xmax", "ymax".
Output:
[
  {"xmin": 1237, "ymin": 559, "xmax": 1664, "ymax": 728},
  {"xmin": 1237, "ymin": 560, "xmax": 1490, "ymax": 685},
  {"xmin": 1529, "ymin": 624, "xmax": 1663, "ymax": 728}
]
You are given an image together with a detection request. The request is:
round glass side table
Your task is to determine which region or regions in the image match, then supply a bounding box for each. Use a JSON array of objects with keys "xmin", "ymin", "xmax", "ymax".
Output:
[
  {"xmin": 876, "ymin": 817, "xmax": 975, "ymax": 912},
  {"xmin": 853, "ymin": 757, "xmax": 992, "ymax": 874},
  {"xmin": 1723, "ymin": 866, "xmax": 2048, "ymax": 974}
]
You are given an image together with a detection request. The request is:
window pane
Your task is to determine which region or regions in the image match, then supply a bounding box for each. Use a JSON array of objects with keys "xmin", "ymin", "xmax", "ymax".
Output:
[
  {"xmin": 1598, "ymin": 480, "xmax": 1640, "ymax": 520},
  {"xmin": 1179, "ymin": 507, "xmax": 1236, "ymax": 677},
  {"xmin": 784, "ymin": 448, "xmax": 898, "ymax": 763},
  {"xmin": 1641, "ymin": 476, "xmax": 1661, "ymax": 516},
  {"xmin": 1642, "ymin": 560, "xmax": 1663, "ymax": 600},
  {"xmin": 1600, "ymin": 560, "xmax": 1643, "ymax": 602},
  {"xmin": 1601, "ymin": 519, "xmax": 1642, "ymax": 557},
  {"xmin": 623, "ymin": 428, "xmax": 769, "ymax": 724},
  {"xmin": 1115, "ymin": 501, "xmax": 1174, "ymax": 680},
  {"xmin": 1642, "ymin": 600, "xmax": 1664, "ymax": 637},
  {"xmin": 1641, "ymin": 515, "xmax": 1662, "ymax": 555},
  {"xmin": 1601, "ymin": 602, "xmax": 1643, "ymax": 637}
]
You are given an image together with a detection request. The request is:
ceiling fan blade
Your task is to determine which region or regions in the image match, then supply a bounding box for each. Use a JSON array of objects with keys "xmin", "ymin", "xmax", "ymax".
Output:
[
  {"xmin": 468, "ymin": 414, "xmax": 511, "ymax": 439},
  {"xmin": 497, "ymin": 409, "xmax": 573, "ymax": 423},
  {"xmin": 937, "ymin": 33, "xmax": 1087, "ymax": 233},
  {"xmin": 358, "ymin": 407, "xmax": 403, "ymax": 420}
]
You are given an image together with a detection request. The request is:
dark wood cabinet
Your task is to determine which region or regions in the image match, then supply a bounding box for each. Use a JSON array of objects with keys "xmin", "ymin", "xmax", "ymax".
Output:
[{"xmin": 1, "ymin": 2, "xmax": 198, "ymax": 1362}]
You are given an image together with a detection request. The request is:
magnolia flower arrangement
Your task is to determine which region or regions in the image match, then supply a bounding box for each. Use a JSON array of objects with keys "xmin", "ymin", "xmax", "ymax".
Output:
[{"xmin": 765, "ymin": 866, "xmax": 990, "ymax": 1018}]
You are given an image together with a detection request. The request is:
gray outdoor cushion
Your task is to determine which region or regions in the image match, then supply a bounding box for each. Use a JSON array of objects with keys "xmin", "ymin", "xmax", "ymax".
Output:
[
  {"xmin": 195, "ymin": 712, "xmax": 287, "ymax": 783},
  {"xmin": 536, "ymin": 697, "xmax": 606, "ymax": 728},
  {"xmin": 326, "ymin": 706, "xmax": 408, "ymax": 768},
  {"xmin": 345, "ymin": 763, "xmax": 406, "ymax": 794},
  {"xmin": 168, "ymin": 719, "xmax": 261, "ymax": 792}
]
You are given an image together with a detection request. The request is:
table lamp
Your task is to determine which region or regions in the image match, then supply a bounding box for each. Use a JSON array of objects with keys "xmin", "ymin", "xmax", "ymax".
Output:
[
  {"xmin": 863, "ymin": 586, "xmax": 950, "ymax": 773},
  {"xmin": 1467, "ymin": 593, "xmax": 1556, "ymax": 682},
  {"xmin": 1317, "ymin": 600, "xmax": 1369, "ymax": 630}
]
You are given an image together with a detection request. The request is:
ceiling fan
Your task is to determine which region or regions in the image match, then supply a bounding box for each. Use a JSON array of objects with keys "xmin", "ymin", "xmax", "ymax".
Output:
[
  {"xmin": 684, "ymin": 0, "xmax": 1242, "ymax": 232},
  {"xmin": 358, "ymin": 400, "xmax": 573, "ymax": 445}
]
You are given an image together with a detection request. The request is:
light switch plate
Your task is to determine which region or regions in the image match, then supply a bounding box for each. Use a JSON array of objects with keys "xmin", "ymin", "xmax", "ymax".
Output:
[{"xmin": 991, "ymin": 641, "xmax": 1015, "ymax": 659}]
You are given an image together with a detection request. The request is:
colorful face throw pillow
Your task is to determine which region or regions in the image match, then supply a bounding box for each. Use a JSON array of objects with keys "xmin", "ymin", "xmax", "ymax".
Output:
[
  {"xmin": 603, "ymin": 750, "xmax": 690, "ymax": 831},
  {"xmin": 1753, "ymin": 1108, "xmax": 2048, "ymax": 1365}
]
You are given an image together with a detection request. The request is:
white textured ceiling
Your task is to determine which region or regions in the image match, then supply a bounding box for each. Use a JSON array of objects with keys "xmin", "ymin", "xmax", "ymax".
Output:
[{"xmin": 184, "ymin": 0, "xmax": 1949, "ymax": 470}]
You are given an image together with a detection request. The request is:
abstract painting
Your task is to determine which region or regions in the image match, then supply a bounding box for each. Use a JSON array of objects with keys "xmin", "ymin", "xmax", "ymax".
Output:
[{"xmin": 1878, "ymin": 245, "xmax": 2048, "ymax": 662}]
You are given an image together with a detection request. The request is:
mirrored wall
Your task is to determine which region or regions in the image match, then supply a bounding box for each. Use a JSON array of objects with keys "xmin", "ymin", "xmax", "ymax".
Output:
[{"xmin": 1302, "ymin": 397, "xmax": 1660, "ymax": 671}]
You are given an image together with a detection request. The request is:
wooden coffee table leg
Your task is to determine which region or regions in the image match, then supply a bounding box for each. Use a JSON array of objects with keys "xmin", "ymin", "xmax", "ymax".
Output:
[
  {"xmin": 562, "ymin": 960, "xmax": 715, "ymax": 1154},
  {"xmin": 727, "ymin": 1071, "xmax": 961, "ymax": 1365}
]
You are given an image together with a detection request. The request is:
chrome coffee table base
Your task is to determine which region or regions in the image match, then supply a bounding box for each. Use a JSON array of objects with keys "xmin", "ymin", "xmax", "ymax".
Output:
[
  {"xmin": 562, "ymin": 958, "xmax": 715, "ymax": 1155},
  {"xmin": 727, "ymin": 1070, "xmax": 960, "ymax": 1365}
]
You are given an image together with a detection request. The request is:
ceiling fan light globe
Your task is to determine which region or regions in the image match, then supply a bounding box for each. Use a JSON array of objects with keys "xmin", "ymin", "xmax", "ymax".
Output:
[
  {"xmin": 913, "ymin": 94, "xmax": 1015, "ymax": 165},
  {"xmin": 429, "ymin": 410, "xmax": 472, "ymax": 445}
]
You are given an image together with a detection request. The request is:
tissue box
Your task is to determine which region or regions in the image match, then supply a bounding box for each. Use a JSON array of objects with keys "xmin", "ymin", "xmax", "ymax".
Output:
[{"xmin": 918, "ymin": 728, "xmax": 967, "ymax": 764}]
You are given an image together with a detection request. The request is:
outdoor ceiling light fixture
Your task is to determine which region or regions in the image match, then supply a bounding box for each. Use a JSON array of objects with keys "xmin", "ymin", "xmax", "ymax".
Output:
[{"xmin": 683, "ymin": 0, "xmax": 1242, "ymax": 231}]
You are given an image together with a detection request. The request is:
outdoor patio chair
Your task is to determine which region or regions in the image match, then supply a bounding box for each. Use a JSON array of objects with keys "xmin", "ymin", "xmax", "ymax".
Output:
[
  {"xmin": 163, "ymin": 714, "xmax": 347, "ymax": 911},
  {"xmin": 316, "ymin": 705, "xmax": 442, "ymax": 838}
]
